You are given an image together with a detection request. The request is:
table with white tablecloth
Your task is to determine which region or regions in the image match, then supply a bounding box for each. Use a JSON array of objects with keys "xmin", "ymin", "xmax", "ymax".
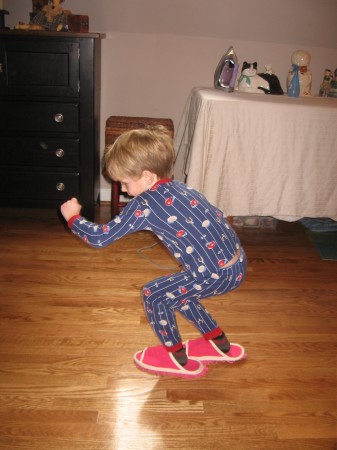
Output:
[{"xmin": 174, "ymin": 87, "xmax": 337, "ymax": 221}]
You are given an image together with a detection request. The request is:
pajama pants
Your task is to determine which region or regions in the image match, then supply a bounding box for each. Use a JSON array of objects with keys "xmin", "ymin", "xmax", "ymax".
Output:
[{"xmin": 142, "ymin": 249, "xmax": 247, "ymax": 350}]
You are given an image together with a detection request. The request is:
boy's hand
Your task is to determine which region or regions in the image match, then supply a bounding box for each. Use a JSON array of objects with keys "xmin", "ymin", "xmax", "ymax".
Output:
[{"xmin": 60, "ymin": 198, "xmax": 82, "ymax": 222}]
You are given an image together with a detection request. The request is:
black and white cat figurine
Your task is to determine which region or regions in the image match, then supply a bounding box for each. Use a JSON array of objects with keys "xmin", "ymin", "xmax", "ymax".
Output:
[{"xmin": 238, "ymin": 62, "xmax": 283, "ymax": 95}]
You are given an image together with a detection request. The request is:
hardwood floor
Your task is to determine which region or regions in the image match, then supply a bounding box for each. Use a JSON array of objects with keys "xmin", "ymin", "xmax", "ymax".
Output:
[{"xmin": 0, "ymin": 205, "xmax": 336, "ymax": 450}]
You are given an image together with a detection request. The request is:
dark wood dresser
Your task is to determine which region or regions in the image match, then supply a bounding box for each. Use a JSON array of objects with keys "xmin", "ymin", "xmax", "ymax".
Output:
[{"xmin": 0, "ymin": 31, "xmax": 103, "ymax": 220}]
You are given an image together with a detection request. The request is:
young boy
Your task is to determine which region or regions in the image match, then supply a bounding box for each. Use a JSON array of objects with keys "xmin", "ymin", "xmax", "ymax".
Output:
[{"xmin": 60, "ymin": 126, "xmax": 247, "ymax": 378}]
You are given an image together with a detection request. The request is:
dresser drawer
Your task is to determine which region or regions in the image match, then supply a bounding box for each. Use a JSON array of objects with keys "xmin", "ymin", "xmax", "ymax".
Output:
[
  {"xmin": 0, "ymin": 137, "xmax": 80, "ymax": 168},
  {"xmin": 0, "ymin": 39, "xmax": 79, "ymax": 97},
  {"xmin": 0, "ymin": 101, "xmax": 79, "ymax": 133},
  {"xmin": 0, "ymin": 171, "xmax": 80, "ymax": 200}
]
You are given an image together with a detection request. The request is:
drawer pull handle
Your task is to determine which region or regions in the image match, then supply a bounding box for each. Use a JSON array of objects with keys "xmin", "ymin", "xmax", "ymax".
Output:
[
  {"xmin": 55, "ymin": 148, "xmax": 65, "ymax": 158},
  {"xmin": 56, "ymin": 182, "xmax": 65, "ymax": 191},
  {"xmin": 54, "ymin": 113, "xmax": 64, "ymax": 123}
]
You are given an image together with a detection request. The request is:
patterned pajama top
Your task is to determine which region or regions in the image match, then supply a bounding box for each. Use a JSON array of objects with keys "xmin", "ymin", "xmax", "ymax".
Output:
[{"xmin": 68, "ymin": 179, "xmax": 242, "ymax": 281}]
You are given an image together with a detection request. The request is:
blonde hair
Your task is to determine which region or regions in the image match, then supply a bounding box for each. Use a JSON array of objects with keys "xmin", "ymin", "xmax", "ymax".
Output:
[{"xmin": 104, "ymin": 125, "xmax": 175, "ymax": 181}]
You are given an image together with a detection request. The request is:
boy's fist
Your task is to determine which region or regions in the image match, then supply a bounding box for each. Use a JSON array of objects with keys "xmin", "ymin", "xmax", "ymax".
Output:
[{"xmin": 60, "ymin": 198, "xmax": 82, "ymax": 222}]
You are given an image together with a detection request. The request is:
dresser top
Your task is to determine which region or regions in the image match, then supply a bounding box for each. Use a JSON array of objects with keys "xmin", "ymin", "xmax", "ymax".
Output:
[{"xmin": 0, "ymin": 30, "xmax": 105, "ymax": 39}]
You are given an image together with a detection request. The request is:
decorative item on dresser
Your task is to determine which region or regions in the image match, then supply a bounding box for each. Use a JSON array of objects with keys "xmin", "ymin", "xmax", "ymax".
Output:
[
  {"xmin": 238, "ymin": 61, "xmax": 284, "ymax": 95},
  {"xmin": 0, "ymin": 30, "xmax": 103, "ymax": 220},
  {"xmin": 328, "ymin": 68, "xmax": 337, "ymax": 97},
  {"xmin": 17, "ymin": 0, "xmax": 89, "ymax": 33},
  {"xmin": 319, "ymin": 68, "xmax": 333, "ymax": 97},
  {"xmin": 287, "ymin": 49, "xmax": 312, "ymax": 97},
  {"xmin": 0, "ymin": 0, "xmax": 9, "ymax": 30},
  {"xmin": 15, "ymin": 0, "xmax": 70, "ymax": 32}
]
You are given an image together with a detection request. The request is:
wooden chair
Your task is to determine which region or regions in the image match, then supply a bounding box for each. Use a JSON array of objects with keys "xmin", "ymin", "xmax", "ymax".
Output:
[{"xmin": 105, "ymin": 116, "xmax": 174, "ymax": 218}]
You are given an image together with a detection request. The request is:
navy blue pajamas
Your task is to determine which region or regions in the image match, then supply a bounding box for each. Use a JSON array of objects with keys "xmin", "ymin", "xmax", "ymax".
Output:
[
  {"xmin": 68, "ymin": 179, "xmax": 246, "ymax": 350},
  {"xmin": 143, "ymin": 256, "xmax": 246, "ymax": 348}
]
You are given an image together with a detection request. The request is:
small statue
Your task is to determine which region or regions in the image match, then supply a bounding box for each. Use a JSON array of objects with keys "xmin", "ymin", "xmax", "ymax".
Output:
[
  {"xmin": 328, "ymin": 68, "xmax": 337, "ymax": 98},
  {"xmin": 15, "ymin": 0, "xmax": 70, "ymax": 32},
  {"xmin": 259, "ymin": 63, "xmax": 284, "ymax": 95},
  {"xmin": 238, "ymin": 62, "xmax": 283, "ymax": 95},
  {"xmin": 319, "ymin": 69, "xmax": 333, "ymax": 97},
  {"xmin": 238, "ymin": 62, "xmax": 269, "ymax": 94},
  {"xmin": 287, "ymin": 50, "xmax": 312, "ymax": 97}
]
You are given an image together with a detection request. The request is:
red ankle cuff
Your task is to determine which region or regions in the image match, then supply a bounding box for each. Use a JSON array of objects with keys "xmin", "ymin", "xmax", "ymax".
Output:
[
  {"xmin": 203, "ymin": 327, "xmax": 223, "ymax": 341},
  {"xmin": 166, "ymin": 341, "xmax": 183, "ymax": 353}
]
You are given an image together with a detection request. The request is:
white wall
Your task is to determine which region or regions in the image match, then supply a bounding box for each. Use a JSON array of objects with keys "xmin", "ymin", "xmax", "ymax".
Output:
[{"xmin": 4, "ymin": 0, "xmax": 337, "ymax": 199}]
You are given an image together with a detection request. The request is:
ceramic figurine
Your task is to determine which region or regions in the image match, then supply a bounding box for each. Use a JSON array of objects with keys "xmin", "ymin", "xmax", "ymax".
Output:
[
  {"xmin": 287, "ymin": 50, "xmax": 312, "ymax": 97},
  {"xmin": 15, "ymin": 0, "xmax": 70, "ymax": 31},
  {"xmin": 238, "ymin": 62, "xmax": 283, "ymax": 95},
  {"xmin": 319, "ymin": 69, "xmax": 333, "ymax": 97},
  {"xmin": 259, "ymin": 64, "xmax": 283, "ymax": 95},
  {"xmin": 238, "ymin": 62, "xmax": 269, "ymax": 94},
  {"xmin": 328, "ymin": 68, "xmax": 337, "ymax": 98},
  {"xmin": 287, "ymin": 65, "xmax": 300, "ymax": 97}
]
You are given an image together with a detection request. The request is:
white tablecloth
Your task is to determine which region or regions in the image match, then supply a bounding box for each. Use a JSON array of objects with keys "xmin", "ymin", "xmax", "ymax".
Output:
[{"xmin": 174, "ymin": 87, "xmax": 337, "ymax": 221}]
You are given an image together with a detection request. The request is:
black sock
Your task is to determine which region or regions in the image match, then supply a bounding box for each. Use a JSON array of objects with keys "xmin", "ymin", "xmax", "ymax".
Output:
[
  {"xmin": 212, "ymin": 332, "xmax": 231, "ymax": 353},
  {"xmin": 172, "ymin": 347, "xmax": 188, "ymax": 366}
]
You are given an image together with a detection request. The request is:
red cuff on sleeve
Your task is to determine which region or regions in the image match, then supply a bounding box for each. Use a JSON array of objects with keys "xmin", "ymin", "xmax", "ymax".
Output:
[{"xmin": 67, "ymin": 214, "xmax": 81, "ymax": 229}]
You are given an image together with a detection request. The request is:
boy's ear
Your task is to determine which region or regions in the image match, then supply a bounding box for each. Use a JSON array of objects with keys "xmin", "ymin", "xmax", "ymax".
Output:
[{"xmin": 142, "ymin": 170, "xmax": 156, "ymax": 184}]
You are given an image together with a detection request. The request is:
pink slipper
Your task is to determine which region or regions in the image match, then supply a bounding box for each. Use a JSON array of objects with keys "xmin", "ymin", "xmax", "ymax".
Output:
[
  {"xmin": 134, "ymin": 344, "xmax": 207, "ymax": 378},
  {"xmin": 185, "ymin": 337, "xmax": 246, "ymax": 364}
]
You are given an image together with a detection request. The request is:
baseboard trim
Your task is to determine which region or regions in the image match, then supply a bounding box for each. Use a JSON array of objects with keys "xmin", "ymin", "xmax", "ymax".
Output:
[{"xmin": 100, "ymin": 188, "xmax": 111, "ymax": 202}]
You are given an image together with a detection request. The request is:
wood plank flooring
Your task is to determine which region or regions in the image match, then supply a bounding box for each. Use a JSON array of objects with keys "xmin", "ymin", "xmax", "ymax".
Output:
[{"xmin": 0, "ymin": 205, "xmax": 336, "ymax": 450}]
